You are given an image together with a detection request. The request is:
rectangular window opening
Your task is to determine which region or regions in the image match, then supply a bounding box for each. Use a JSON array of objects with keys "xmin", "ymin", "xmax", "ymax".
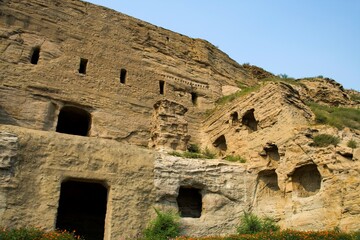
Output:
[
  {"xmin": 79, "ymin": 58, "xmax": 88, "ymax": 74},
  {"xmin": 159, "ymin": 80, "xmax": 165, "ymax": 95},
  {"xmin": 120, "ymin": 69, "xmax": 127, "ymax": 84}
]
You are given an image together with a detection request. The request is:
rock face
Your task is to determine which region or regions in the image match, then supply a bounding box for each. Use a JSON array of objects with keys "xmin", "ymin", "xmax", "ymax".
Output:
[
  {"xmin": 0, "ymin": 125, "xmax": 155, "ymax": 240},
  {"xmin": 298, "ymin": 78, "xmax": 353, "ymax": 106},
  {"xmin": 0, "ymin": 0, "xmax": 360, "ymax": 239}
]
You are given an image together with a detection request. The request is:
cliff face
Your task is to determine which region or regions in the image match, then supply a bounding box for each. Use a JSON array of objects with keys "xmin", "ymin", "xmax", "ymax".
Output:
[
  {"xmin": 0, "ymin": 0, "xmax": 360, "ymax": 239},
  {"xmin": 0, "ymin": 0, "xmax": 256, "ymax": 148}
]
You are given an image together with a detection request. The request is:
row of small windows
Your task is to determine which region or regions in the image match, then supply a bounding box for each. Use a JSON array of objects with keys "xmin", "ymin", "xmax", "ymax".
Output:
[
  {"xmin": 30, "ymin": 47, "xmax": 127, "ymax": 83},
  {"xmin": 29, "ymin": 47, "xmax": 197, "ymax": 104}
]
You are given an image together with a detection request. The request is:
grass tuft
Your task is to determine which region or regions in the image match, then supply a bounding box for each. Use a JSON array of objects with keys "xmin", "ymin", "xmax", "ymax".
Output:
[
  {"xmin": 313, "ymin": 134, "xmax": 340, "ymax": 147},
  {"xmin": 224, "ymin": 155, "xmax": 246, "ymax": 163}
]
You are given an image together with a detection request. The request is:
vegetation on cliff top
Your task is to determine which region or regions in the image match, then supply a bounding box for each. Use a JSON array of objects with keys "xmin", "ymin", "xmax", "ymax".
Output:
[{"xmin": 308, "ymin": 102, "xmax": 360, "ymax": 130}]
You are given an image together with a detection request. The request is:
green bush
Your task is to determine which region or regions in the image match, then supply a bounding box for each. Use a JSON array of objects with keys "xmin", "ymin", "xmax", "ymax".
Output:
[
  {"xmin": 237, "ymin": 212, "xmax": 279, "ymax": 234},
  {"xmin": 0, "ymin": 227, "xmax": 81, "ymax": 240},
  {"xmin": 347, "ymin": 139, "xmax": 358, "ymax": 149},
  {"xmin": 143, "ymin": 209, "xmax": 181, "ymax": 240},
  {"xmin": 224, "ymin": 155, "xmax": 246, "ymax": 163},
  {"xmin": 313, "ymin": 134, "xmax": 340, "ymax": 147}
]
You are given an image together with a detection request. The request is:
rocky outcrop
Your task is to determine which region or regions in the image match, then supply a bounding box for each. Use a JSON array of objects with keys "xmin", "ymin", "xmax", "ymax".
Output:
[
  {"xmin": 150, "ymin": 100, "xmax": 190, "ymax": 151},
  {"xmin": 298, "ymin": 78, "xmax": 352, "ymax": 106},
  {"xmin": 202, "ymin": 82, "xmax": 314, "ymax": 159}
]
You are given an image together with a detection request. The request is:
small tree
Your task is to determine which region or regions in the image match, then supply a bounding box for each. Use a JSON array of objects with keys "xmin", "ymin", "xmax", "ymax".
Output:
[{"xmin": 143, "ymin": 209, "xmax": 180, "ymax": 240}]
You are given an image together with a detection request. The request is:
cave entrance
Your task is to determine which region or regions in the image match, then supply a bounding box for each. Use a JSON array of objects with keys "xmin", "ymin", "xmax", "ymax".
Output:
[
  {"xmin": 56, "ymin": 180, "xmax": 108, "ymax": 240},
  {"xmin": 258, "ymin": 170, "xmax": 280, "ymax": 192},
  {"xmin": 213, "ymin": 135, "xmax": 227, "ymax": 151},
  {"xmin": 264, "ymin": 143, "xmax": 280, "ymax": 161},
  {"xmin": 56, "ymin": 106, "xmax": 91, "ymax": 136},
  {"xmin": 177, "ymin": 187, "xmax": 202, "ymax": 218},
  {"xmin": 292, "ymin": 164, "xmax": 321, "ymax": 197},
  {"xmin": 242, "ymin": 109, "xmax": 258, "ymax": 131}
]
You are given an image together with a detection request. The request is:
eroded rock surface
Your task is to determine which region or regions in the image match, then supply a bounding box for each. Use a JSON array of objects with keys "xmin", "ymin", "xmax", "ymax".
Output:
[{"xmin": 0, "ymin": 0, "xmax": 359, "ymax": 238}]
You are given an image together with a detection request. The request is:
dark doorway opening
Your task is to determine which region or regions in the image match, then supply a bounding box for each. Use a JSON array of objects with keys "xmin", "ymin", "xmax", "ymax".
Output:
[
  {"xmin": 213, "ymin": 135, "xmax": 227, "ymax": 151},
  {"xmin": 56, "ymin": 106, "xmax": 91, "ymax": 136},
  {"xmin": 120, "ymin": 68, "xmax": 127, "ymax": 84},
  {"xmin": 177, "ymin": 187, "xmax": 202, "ymax": 218},
  {"xmin": 30, "ymin": 46, "xmax": 40, "ymax": 65},
  {"xmin": 56, "ymin": 180, "xmax": 108, "ymax": 240},
  {"xmin": 159, "ymin": 80, "xmax": 165, "ymax": 95},
  {"xmin": 79, "ymin": 58, "xmax": 88, "ymax": 74},
  {"xmin": 242, "ymin": 109, "xmax": 258, "ymax": 131},
  {"xmin": 191, "ymin": 92, "xmax": 198, "ymax": 105}
]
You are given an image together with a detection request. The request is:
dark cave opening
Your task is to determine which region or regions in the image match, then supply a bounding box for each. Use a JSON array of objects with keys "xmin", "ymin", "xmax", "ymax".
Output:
[
  {"xmin": 56, "ymin": 106, "xmax": 91, "ymax": 136},
  {"xmin": 292, "ymin": 164, "xmax": 321, "ymax": 197},
  {"xmin": 242, "ymin": 109, "xmax": 258, "ymax": 131},
  {"xmin": 56, "ymin": 180, "xmax": 108, "ymax": 240},
  {"xmin": 177, "ymin": 187, "xmax": 202, "ymax": 218},
  {"xmin": 213, "ymin": 135, "xmax": 227, "ymax": 151}
]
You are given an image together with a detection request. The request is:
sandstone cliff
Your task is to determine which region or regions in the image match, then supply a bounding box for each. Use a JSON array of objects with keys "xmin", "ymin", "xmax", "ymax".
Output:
[{"xmin": 0, "ymin": 0, "xmax": 359, "ymax": 239}]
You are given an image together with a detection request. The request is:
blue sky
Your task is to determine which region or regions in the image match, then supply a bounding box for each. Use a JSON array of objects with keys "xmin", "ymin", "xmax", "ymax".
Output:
[{"xmin": 85, "ymin": 0, "xmax": 360, "ymax": 91}]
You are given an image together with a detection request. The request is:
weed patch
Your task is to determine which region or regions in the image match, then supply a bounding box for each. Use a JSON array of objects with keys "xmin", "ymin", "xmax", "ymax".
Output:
[
  {"xmin": 347, "ymin": 139, "xmax": 357, "ymax": 149},
  {"xmin": 224, "ymin": 155, "xmax": 246, "ymax": 163},
  {"xmin": 313, "ymin": 134, "xmax": 340, "ymax": 147}
]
